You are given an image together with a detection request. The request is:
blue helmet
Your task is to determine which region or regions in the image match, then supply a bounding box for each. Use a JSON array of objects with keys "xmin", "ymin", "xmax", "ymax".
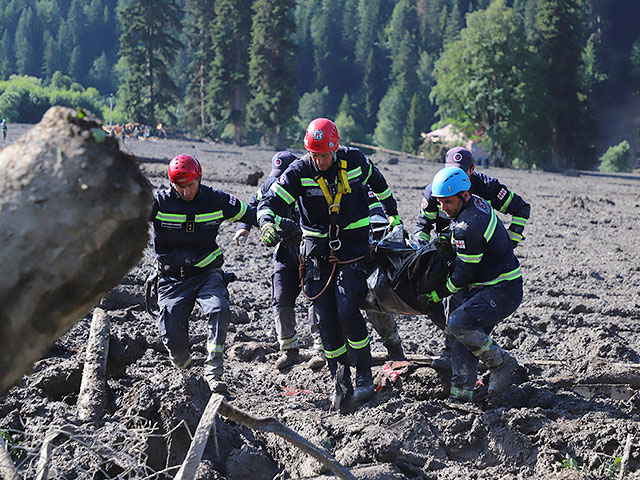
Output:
[{"xmin": 431, "ymin": 166, "xmax": 471, "ymax": 197}]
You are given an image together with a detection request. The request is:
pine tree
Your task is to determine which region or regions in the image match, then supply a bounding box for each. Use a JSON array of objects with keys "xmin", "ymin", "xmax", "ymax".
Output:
[
  {"xmin": 246, "ymin": 0, "xmax": 297, "ymax": 148},
  {"xmin": 118, "ymin": 0, "xmax": 183, "ymax": 125},
  {"xmin": 534, "ymin": 0, "xmax": 590, "ymax": 169},
  {"xmin": 183, "ymin": 0, "xmax": 216, "ymax": 133},
  {"xmin": 207, "ymin": 0, "xmax": 252, "ymax": 143},
  {"xmin": 14, "ymin": 8, "xmax": 39, "ymax": 76},
  {"xmin": 401, "ymin": 93, "xmax": 424, "ymax": 154},
  {"xmin": 373, "ymin": 77, "xmax": 409, "ymax": 151}
]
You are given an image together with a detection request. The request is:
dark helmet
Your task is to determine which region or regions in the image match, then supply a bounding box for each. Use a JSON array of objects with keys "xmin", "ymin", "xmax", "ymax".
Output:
[
  {"xmin": 270, "ymin": 151, "xmax": 298, "ymax": 177},
  {"xmin": 168, "ymin": 154, "xmax": 202, "ymax": 186}
]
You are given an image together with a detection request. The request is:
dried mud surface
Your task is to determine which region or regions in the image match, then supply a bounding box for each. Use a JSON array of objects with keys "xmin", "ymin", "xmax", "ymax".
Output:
[{"xmin": 1, "ymin": 126, "xmax": 640, "ymax": 479}]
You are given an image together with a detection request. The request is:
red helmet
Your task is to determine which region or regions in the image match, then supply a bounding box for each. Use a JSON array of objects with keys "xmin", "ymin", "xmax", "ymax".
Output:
[
  {"xmin": 303, "ymin": 118, "xmax": 339, "ymax": 153},
  {"xmin": 168, "ymin": 154, "xmax": 202, "ymax": 185}
]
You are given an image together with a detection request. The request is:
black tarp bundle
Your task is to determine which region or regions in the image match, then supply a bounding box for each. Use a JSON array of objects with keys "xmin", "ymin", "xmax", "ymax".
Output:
[{"xmin": 362, "ymin": 227, "xmax": 455, "ymax": 315}]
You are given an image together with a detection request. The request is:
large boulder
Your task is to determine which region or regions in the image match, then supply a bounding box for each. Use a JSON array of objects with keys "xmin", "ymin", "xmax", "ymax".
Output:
[{"xmin": 0, "ymin": 107, "xmax": 152, "ymax": 395}]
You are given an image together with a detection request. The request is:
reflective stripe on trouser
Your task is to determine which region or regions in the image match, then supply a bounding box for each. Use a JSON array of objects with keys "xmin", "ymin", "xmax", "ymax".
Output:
[
  {"xmin": 366, "ymin": 310, "xmax": 401, "ymax": 348},
  {"xmin": 272, "ymin": 249, "xmax": 301, "ymax": 350},
  {"xmin": 157, "ymin": 269, "xmax": 230, "ymax": 370},
  {"xmin": 306, "ymin": 261, "xmax": 372, "ymax": 368},
  {"xmin": 446, "ymin": 278, "xmax": 523, "ymax": 392}
]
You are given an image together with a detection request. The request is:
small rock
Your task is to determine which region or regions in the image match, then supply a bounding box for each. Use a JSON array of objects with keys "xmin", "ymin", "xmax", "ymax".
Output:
[
  {"xmin": 229, "ymin": 305, "xmax": 250, "ymax": 324},
  {"xmin": 245, "ymin": 171, "xmax": 263, "ymax": 186}
]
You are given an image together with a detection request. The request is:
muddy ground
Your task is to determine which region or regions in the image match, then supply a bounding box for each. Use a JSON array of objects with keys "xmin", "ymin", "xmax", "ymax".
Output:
[{"xmin": 1, "ymin": 125, "xmax": 640, "ymax": 479}]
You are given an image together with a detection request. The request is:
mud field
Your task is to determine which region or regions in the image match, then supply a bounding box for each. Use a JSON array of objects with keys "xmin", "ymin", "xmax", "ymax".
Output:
[{"xmin": 1, "ymin": 125, "xmax": 640, "ymax": 479}]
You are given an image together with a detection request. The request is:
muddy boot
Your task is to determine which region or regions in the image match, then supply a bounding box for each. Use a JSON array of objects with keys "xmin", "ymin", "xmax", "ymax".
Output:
[
  {"xmin": 275, "ymin": 348, "xmax": 301, "ymax": 370},
  {"xmin": 385, "ymin": 341, "xmax": 406, "ymax": 361},
  {"xmin": 328, "ymin": 361, "xmax": 353, "ymax": 410},
  {"xmin": 353, "ymin": 367, "xmax": 374, "ymax": 404},
  {"xmin": 487, "ymin": 352, "xmax": 518, "ymax": 397},
  {"xmin": 308, "ymin": 336, "xmax": 326, "ymax": 370}
]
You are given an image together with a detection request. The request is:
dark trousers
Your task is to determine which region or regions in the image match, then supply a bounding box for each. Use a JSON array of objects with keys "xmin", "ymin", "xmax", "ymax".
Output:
[
  {"xmin": 157, "ymin": 269, "xmax": 230, "ymax": 374},
  {"xmin": 272, "ymin": 242, "xmax": 302, "ymax": 350},
  {"xmin": 447, "ymin": 278, "xmax": 523, "ymax": 395},
  {"xmin": 305, "ymin": 260, "xmax": 371, "ymax": 369}
]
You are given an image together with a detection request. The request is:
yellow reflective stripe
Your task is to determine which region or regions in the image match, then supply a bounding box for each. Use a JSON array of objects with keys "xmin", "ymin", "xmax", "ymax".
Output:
[
  {"xmin": 156, "ymin": 212, "xmax": 186, "ymax": 222},
  {"xmin": 346, "ymin": 166, "xmax": 362, "ymax": 180},
  {"xmin": 300, "ymin": 177, "xmax": 318, "ymax": 187},
  {"xmin": 423, "ymin": 209, "xmax": 437, "ymax": 219},
  {"xmin": 344, "ymin": 217, "xmax": 370, "ymax": 230},
  {"xmin": 325, "ymin": 344, "xmax": 347, "ymax": 359},
  {"xmin": 416, "ymin": 231, "xmax": 431, "ymax": 241},
  {"xmin": 470, "ymin": 266, "xmax": 522, "ymax": 287},
  {"xmin": 194, "ymin": 247, "xmax": 222, "ymax": 267},
  {"xmin": 207, "ymin": 340, "xmax": 224, "ymax": 353},
  {"xmin": 195, "ymin": 211, "xmax": 223, "ymax": 222},
  {"xmin": 450, "ymin": 386, "xmax": 473, "ymax": 400},
  {"xmin": 472, "ymin": 337, "xmax": 493, "ymax": 356},
  {"xmin": 229, "ymin": 201, "xmax": 248, "ymax": 222},
  {"xmin": 256, "ymin": 190, "xmax": 264, "ymax": 201},
  {"xmin": 511, "ymin": 216, "xmax": 527, "ymax": 227},
  {"xmin": 369, "ymin": 201, "xmax": 383, "ymax": 210},
  {"xmin": 301, "ymin": 227, "xmax": 328, "ymax": 238},
  {"xmin": 257, "ymin": 208, "xmax": 275, "ymax": 220},
  {"xmin": 348, "ymin": 335, "xmax": 370, "ymax": 350},
  {"xmin": 458, "ymin": 252, "xmax": 483, "ymax": 263},
  {"xmin": 375, "ymin": 187, "xmax": 391, "ymax": 200},
  {"xmin": 498, "ymin": 191, "xmax": 514, "ymax": 213},
  {"xmin": 279, "ymin": 335, "xmax": 298, "ymax": 349},
  {"xmin": 363, "ymin": 161, "xmax": 373, "ymax": 183},
  {"xmin": 446, "ymin": 277, "xmax": 463, "ymax": 294},
  {"xmin": 483, "ymin": 209, "xmax": 498, "ymax": 242},
  {"xmin": 508, "ymin": 230, "xmax": 523, "ymax": 242},
  {"xmin": 270, "ymin": 182, "xmax": 295, "ymax": 204}
]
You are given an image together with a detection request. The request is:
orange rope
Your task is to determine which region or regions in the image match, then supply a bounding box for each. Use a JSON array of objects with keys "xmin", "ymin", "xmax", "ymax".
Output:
[{"xmin": 299, "ymin": 252, "xmax": 366, "ymax": 301}]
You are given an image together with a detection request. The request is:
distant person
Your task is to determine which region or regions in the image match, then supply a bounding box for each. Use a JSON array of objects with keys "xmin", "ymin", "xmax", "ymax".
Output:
[
  {"xmin": 414, "ymin": 146, "xmax": 530, "ymax": 367},
  {"xmin": 150, "ymin": 154, "xmax": 257, "ymax": 394},
  {"xmin": 424, "ymin": 166, "xmax": 523, "ymax": 403},
  {"xmin": 1, "ymin": 119, "xmax": 7, "ymax": 144}
]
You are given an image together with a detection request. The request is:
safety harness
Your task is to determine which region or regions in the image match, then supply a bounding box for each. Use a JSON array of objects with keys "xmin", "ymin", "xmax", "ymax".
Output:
[{"xmin": 300, "ymin": 158, "xmax": 365, "ymax": 300}]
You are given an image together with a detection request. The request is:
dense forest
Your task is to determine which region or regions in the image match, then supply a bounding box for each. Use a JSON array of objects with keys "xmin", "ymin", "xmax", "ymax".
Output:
[{"xmin": 1, "ymin": 0, "xmax": 640, "ymax": 170}]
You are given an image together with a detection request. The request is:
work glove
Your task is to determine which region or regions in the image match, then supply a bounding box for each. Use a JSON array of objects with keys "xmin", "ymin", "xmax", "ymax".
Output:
[
  {"xmin": 425, "ymin": 290, "xmax": 441, "ymax": 304},
  {"xmin": 388, "ymin": 214, "xmax": 402, "ymax": 228},
  {"xmin": 234, "ymin": 229, "xmax": 249, "ymax": 245},
  {"xmin": 260, "ymin": 223, "xmax": 281, "ymax": 247},
  {"xmin": 507, "ymin": 229, "xmax": 524, "ymax": 249}
]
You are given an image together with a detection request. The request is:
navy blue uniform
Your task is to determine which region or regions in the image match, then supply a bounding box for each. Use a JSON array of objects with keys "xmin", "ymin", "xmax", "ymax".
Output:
[
  {"xmin": 151, "ymin": 184, "xmax": 256, "ymax": 377},
  {"xmin": 415, "ymin": 171, "xmax": 530, "ymax": 246},
  {"xmin": 438, "ymin": 194, "xmax": 523, "ymax": 400},
  {"xmin": 237, "ymin": 171, "xmax": 303, "ymax": 352},
  {"xmin": 258, "ymin": 146, "xmax": 398, "ymax": 371}
]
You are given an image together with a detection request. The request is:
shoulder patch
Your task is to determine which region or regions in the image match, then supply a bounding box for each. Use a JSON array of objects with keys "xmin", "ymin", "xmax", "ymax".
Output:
[
  {"xmin": 229, "ymin": 195, "xmax": 237, "ymax": 206},
  {"xmin": 421, "ymin": 198, "xmax": 428, "ymax": 210},
  {"xmin": 368, "ymin": 190, "xmax": 376, "ymax": 198},
  {"xmin": 278, "ymin": 175, "xmax": 286, "ymax": 184},
  {"xmin": 474, "ymin": 196, "xmax": 490, "ymax": 214},
  {"xmin": 497, "ymin": 187, "xmax": 507, "ymax": 200},
  {"xmin": 454, "ymin": 239, "xmax": 466, "ymax": 250}
]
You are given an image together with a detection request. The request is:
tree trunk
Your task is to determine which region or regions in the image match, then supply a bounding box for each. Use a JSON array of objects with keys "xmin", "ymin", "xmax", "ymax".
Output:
[{"xmin": 0, "ymin": 106, "xmax": 152, "ymax": 396}]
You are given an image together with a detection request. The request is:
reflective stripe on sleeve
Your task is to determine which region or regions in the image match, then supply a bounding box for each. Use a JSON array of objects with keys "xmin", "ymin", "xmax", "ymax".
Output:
[
  {"xmin": 195, "ymin": 211, "xmax": 223, "ymax": 222},
  {"xmin": 195, "ymin": 247, "xmax": 222, "ymax": 268},
  {"xmin": 498, "ymin": 191, "xmax": 514, "ymax": 213},
  {"xmin": 156, "ymin": 212, "xmax": 186, "ymax": 222},
  {"xmin": 510, "ymin": 216, "xmax": 527, "ymax": 227},
  {"xmin": 470, "ymin": 266, "xmax": 522, "ymax": 287},
  {"xmin": 270, "ymin": 182, "xmax": 295, "ymax": 204},
  {"xmin": 483, "ymin": 209, "xmax": 498, "ymax": 242},
  {"xmin": 457, "ymin": 252, "xmax": 483, "ymax": 263},
  {"xmin": 344, "ymin": 217, "xmax": 370, "ymax": 230},
  {"xmin": 229, "ymin": 201, "xmax": 248, "ymax": 222},
  {"xmin": 375, "ymin": 187, "xmax": 391, "ymax": 200}
]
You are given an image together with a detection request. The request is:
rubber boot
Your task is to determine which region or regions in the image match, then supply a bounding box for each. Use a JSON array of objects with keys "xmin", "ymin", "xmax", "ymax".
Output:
[
  {"xmin": 353, "ymin": 367, "xmax": 374, "ymax": 404},
  {"xmin": 275, "ymin": 348, "xmax": 301, "ymax": 370},
  {"xmin": 384, "ymin": 340, "xmax": 406, "ymax": 361},
  {"xmin": 487, "ymin": 351, "xmax": 518, "ymax": 396},
  {"xmin": 204, "ymin": 354, "xmax": 227, "ymax": 394}
]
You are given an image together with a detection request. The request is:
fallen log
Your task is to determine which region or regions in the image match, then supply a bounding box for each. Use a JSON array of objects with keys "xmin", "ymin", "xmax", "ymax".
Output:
[
  {"xmin": 0, "ymin": 107, "xmax": 152, "ymax": 396},
  {"xmin": 177, "ymin": 394, "xmax": 357, "ymax": 480},
  {"xmin": 77, "ymin": 307, "xmax": 111, "ymax": 423}
]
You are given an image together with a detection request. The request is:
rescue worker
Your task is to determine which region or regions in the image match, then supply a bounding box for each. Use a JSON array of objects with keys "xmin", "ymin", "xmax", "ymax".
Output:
[
  {"xmin": 1, "ymin": 119, "xmax": 7, "ymax": 143},
  {"xmin": 234, "ymin": 151, "xmax": 320, "ymax": 370},
  {"xmin": 150, "ymin": 154, "xmax": 256, "ymax": 394},
  {"xmin": 425, "ymin": 166, "xmax": 523, "ymax": 402},
  {"xmin": 258, "ymin": 118, "xmax": 402, "ymax": 406},
  {"xmin": 414, "ymin": 147, "xmax": 530, "ymax": 365}
]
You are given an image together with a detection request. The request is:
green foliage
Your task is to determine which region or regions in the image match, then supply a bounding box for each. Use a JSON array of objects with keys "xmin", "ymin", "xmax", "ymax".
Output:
[
  {"xmin": 297, "ymin": 87, "xmax": 330, "ymax": 128},
  {"xmin": 335, "ymin": 94, "xmax": 365, "ymax": 145},
  {"xmin": 598, "ymin": 140, "xmax": 631, "ymax": 172},
  {"xmin": 246, "ymin": 0, "xmax": 297, "ymax": 148},
  {"xmin": 373, "ymin": 79, "xmax": 411, "ymax": 151},
  {"xmin": 0, "ymin": 429, "xmax": 26, "ymax": 463},
  {"xmin": 431, "ymin": 0, "xmax": 533, "ymax": 164},
  {"xmin": 557, "ymin": 452, "xmax": 622, "ymax": 478},
  {"xmin": 0, "ymin": 74, "xmax": 104, "ymax": 122}
]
